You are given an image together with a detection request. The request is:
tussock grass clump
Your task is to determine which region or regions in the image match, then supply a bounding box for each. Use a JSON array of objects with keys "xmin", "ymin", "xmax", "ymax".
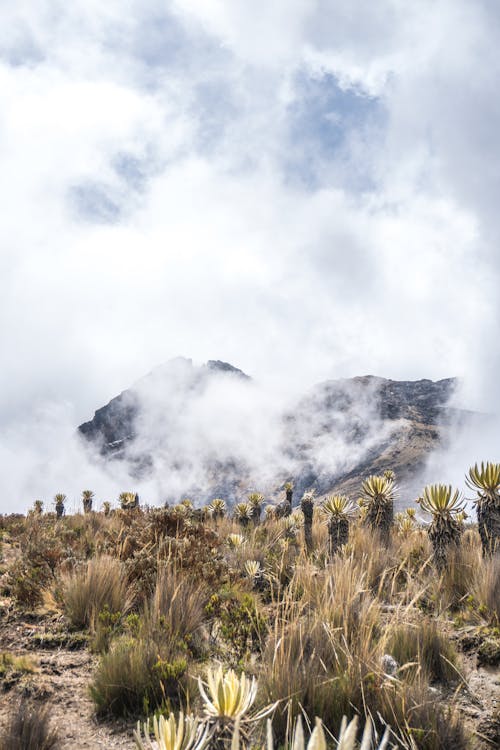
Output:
[
  {"xmin": 90, "ymin": 635, "xmax": 187, "ymax": 717},
  {"xmin": 0, "ymin": 652, "xmax": 37, "ymax": 677},
  {"xmin": 90, "ymin": 563, "xmax": 205, "ymax": 716},
  {"xmin": 432, "ymin": 543, "xmax": 478, "ymax": 612},
  {"xmin": 471, "ymin": 551, "xmax": 500, "ymax": 624},
  {"xmin": 143, "ymin": 566, "xmax": 207, "ymax": 653},
  {"xmin": 387, "ymin": 619, "xmax": 460, "ymax": 683},
  {"xmin": 56, "ymin": 555, "xmax": 132, "ymax": 630},
  {"xmin": 379, "ymin": 679, "xmax": 468, "ymax": 750},
  {"xmin": 0, "ymin": 699, "xmax": 60, "ymax": 750}
]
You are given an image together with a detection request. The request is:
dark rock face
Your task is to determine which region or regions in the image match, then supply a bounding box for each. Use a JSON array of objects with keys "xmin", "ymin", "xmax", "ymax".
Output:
[
  {"xmin": 78, "ymin": 358, "xmax": 249, "ymax": 457},
  {"xmin": 206, "ymin": 360, "xmax": 250, "ymax": 378},
  {"xmin": 282, "ymin": 375, "xmax": 457, "ymax": 504},
  {"xmin": 78, "ymin": 360, "xmax": 460, "ymax": 507},
  {"xmin": 79, "ymin": 389, "xmax": 139, "ymax": 454}
]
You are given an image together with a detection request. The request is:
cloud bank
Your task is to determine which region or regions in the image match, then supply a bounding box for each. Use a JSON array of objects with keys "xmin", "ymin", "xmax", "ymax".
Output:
[{"xmin": 1, "ymin": 1, "xmax": 499, "ymax": 511}]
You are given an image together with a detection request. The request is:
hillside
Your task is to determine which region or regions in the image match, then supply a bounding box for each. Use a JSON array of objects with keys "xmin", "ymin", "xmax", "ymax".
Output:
[{"xmin": 78, "ymin": 359, "xmax": 462, "ymax": 507}]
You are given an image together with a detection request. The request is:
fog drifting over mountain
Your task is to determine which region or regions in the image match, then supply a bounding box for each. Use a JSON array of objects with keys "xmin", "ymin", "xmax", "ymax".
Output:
[{"xmin": 1, "ymin": 2, "xmax": 500, "ymax": 511}]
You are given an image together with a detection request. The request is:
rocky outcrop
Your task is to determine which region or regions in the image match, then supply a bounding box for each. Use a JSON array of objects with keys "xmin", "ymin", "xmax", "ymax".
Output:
[{"xmin": 78, "ymin": 360, "xmax": 463, "ymax": 507}]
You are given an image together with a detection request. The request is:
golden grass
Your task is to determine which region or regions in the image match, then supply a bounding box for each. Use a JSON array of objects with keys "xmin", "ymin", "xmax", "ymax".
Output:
[{"xmin": 55, "ymin": 555, "xmax": 133, "ymax": 630}]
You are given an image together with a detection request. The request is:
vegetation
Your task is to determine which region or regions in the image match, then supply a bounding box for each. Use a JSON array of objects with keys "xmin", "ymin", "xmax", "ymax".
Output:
[
  {"xmin": 0, "ymin": 699, "xmax": 60, "ymax": 750},
  {"xmin": 466, "ymin": 462, "xmax": 500, "ymax": 554},
  {"xmin": 82, "ymin": 489, "xmax": 94, "ymax": 514},
  {"xmin": 54, "ymin": 493, "xmax": 65, "ymax": 519},
  {"xmin": 321, "ymin": 495, "xmax": 357, "ymax": 554},
  {"xmin": 417, "ymin": 485, "xmax": 465, "ymax": 571},
  {"xmin": 1, "ymin": 464, "xmax": 499, "ymax": 748},
  {"xmin": 300, "ymin": 490, "xmax": 315, "ymax": 552},
  {"xmin": 359, "ymin": 473, "xmax": 397, "ymax": 543}
]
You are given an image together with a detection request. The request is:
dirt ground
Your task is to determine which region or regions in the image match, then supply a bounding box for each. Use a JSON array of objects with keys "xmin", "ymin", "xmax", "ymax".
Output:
[
  {"xmin": 1, "ymin": 605, "xmax": 499, "ymax": 749},
  {"xmin": 0, "ymin": 605, "xmax": 136, "ymax": 749}
]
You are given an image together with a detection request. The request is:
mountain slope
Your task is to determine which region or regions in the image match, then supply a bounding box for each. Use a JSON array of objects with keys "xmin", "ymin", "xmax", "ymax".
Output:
[{"xmin": 78, "ymin": 359, "xmax": 460, "ymax": 507}]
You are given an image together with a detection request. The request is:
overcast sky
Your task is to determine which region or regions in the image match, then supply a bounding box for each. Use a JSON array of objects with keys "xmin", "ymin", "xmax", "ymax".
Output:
[{"xmin": 1, "ymin": 1, "xmax": 500, "ymax": 508}]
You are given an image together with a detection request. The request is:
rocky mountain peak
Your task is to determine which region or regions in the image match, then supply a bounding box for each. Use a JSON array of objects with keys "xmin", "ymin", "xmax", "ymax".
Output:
[{"xmin": 78, "ymin": 361, "xmax": 462, "ymax": 507}]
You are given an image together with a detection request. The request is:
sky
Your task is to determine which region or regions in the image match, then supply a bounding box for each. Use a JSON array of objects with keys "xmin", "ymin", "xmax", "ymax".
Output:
[{"xmin": 1, "ymin": 1, "xmax": 500, "ymax": 510}]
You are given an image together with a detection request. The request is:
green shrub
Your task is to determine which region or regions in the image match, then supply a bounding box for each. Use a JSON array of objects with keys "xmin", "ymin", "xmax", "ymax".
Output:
[
  {"xmin": 205, "ymin": 587, "xmax": 266, "ymax": 659},
  {"xmin": 90, "ymin": 636, "xmax": 187, "ymax": 717}
]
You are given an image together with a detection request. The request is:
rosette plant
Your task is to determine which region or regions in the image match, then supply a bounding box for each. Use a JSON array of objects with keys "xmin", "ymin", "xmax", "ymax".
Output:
[
  {"xmin": 54, "ymin": 494, "xmax": 66, "ymax": 519},
  {"xmin": 418, "ymin": 484, "xmax": 466, "ymax": 570},
  {"xmin": 322, "ymin": 495, "xmax": 357, "ymax": 554},
  {"xmin": 360, "ymin": 473, "xmax": 397, "ymax": 544},
  {"xmin": 82, "ymin": 490, "xmax": 94, "ymax": 514},
  {"xmin": 209, "ymin": 498, "xmax": 226, "ymax": 521},
  {"xmin": 248, "ymin": 493, "xmax": 265, "ymax": 525},
  {"xmin": 134, "ymin": 712, "xmax": 210, "ymax": 750},
  {"xmin": 466, "ymin": 461, "xmax": 500, "ymax": 555},
  {"xmin": 234, "ymin": 503, "xmax": 251, "ymax": 528},
  {"xmin": 198, "ymin": 667, "xmax": 276, "ymax": 748},
  {"xmin": 300, "ymin": 491, "xmax": 316, "ymax": 553}
]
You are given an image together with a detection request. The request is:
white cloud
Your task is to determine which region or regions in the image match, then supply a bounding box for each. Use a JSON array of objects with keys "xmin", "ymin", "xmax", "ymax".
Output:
[{"xmin": 1, "ymin": 1, "xmax": 500, "ymax": 510}]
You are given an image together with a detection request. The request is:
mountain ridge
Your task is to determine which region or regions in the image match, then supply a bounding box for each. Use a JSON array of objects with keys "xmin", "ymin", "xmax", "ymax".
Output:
[{"xmin": 78, "ymin": 359, "xmax": 462, "ymax": 507}]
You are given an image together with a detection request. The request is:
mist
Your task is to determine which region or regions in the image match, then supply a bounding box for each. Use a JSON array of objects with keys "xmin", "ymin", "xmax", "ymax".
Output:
[{"xmin": 2, "ymin": 2, "xmax": 500, "ymax": 513}]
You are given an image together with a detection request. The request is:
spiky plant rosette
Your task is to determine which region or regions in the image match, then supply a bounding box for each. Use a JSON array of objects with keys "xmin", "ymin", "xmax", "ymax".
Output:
[
  {"xmin": 360, "ymin": 474, "xmax": 397, "ymax": 540},
  {"xmin": 134, "ymin": 712, "xmax": 210, "ymax": 750},
  {"xmin": 119, "ymin": 491, "xmax": 137, "ymax": 509},
  {"xmin": 360, "ymin": 475, "xmax": 397, "ymax": 509},
  {"xmin": 300, "ymin": 491, "xmax": 316, "ymax": 517},
  {"xmin": 281, "ymin": 513, "xmax": 303, "ymax": 533},
  {"xmin": 466, "ymin": 462, "xmax": 500, "ymax": 554},
  {"xmin": 262, "ymin": 714, "xmax": 390, "ymax": 750},
  {"xmin": 234, "ymin": 503, "xmax": 250, "ymax": 521},
  {"xmin": 466, "ymin": 462, "xmax": 500, "ymax": 506},
  {"xmin": 247, "ymin": 493, "xmax": 264, "ymax": 508},
  {"xmin": 321, "ymin": 495, "xmax": 357, "ymax": 520},
  {"xmin": 397, "ymin": 517, "xmax": 415, "ymax": 537},
  {"xmin": 417, "ymin": 484, "xmax": 465, "ymax": 568},
  {"xmin": 198, "ymin": 667, "xmax": 276, "ymax": 730},
  {"xmin": 244, "ymin": 560, "xmax": 261, "ymax": 578},
  {"xmin": 227, "ymin": 533, "xmax": 245, "ymax": 549},
  {"xmin": 209, "ymin": 498, "xmax": 226, "ymax": 516},
  {"xmin": 418, "ymin": 484, "xmax": 465, "ymax": 517}
]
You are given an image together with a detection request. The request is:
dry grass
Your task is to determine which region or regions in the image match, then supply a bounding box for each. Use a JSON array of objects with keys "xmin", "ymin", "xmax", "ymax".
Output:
[
  {"xmin": 90, "ymin": 635, "xmax": 187, "ymax": 717},
  {"xmin": 0, "ymin": 700, "xmax": 60, "ymax": 750},
  {"xmin": 386, "ymin": 618, "xmax": 460, "ymax": 683},
  {"xmin": 56, "ymin": 555, "xmax": 133, "ymax": 629},
  {"xmin": 3, "ymin": 505, "xmax": 486, "ymax": 747},
  {"xmin": 471, "ymin": 551, "xmax": 500, "ymax": 624},
  {"xmin": 143, "ymin": 564, "xmax": 207, "ymax": 645},
  {"xmin": 432, "ymin": 543, "xmax": 479, "ymax": 613}
]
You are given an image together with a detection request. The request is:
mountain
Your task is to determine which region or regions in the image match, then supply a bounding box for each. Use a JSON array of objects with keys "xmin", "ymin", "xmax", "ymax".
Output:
[
  {"xmin": 78, "ymin": 358, "xmax": 463, "ymax": 508},
  {"xmin": 79, "ymin": 358, "xmax": 249, "ymax": 455}
]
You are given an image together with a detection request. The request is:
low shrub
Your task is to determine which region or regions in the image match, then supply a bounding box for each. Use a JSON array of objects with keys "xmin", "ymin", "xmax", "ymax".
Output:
[
  {"xmin": 0, "ymin": 699, "xmax": 60, "ymax": 750},
  {"xmin": 205, "ymin": 586, "xmax": 267, "ymax": 660},
  {"xmin": 89, "ymin": 636, "xmax": 187, "ymax": 717}
]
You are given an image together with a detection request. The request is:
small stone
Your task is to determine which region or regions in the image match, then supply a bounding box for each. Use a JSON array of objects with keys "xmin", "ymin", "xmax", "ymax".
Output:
[{"xmin": 381, "ymin": 654, "xmax": 399, "ymax": 675}]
